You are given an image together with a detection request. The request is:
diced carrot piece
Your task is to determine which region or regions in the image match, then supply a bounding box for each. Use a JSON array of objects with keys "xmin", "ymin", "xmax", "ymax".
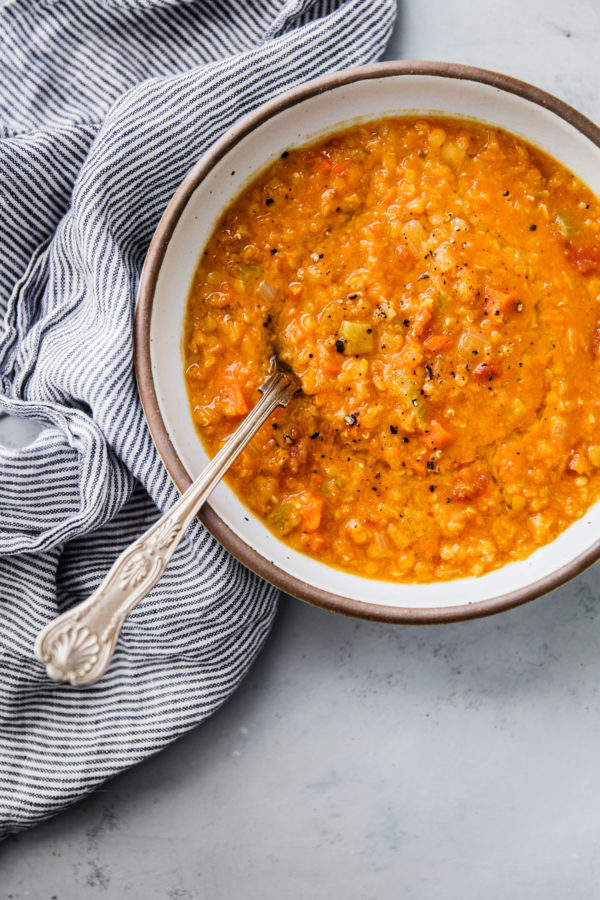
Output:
[
  {"xmin": 297, "ymin": 492, "xmax": 323, "ymax": 531},
  {"xmin": 566, "ymin": 243, "xmax": 600, "ymax": 275},
  {"xmin": 451, "ymin": 464, "xmax": 488, "ymax": 501},
  {"xmin": 484, "ymin": 286, "xmax": 518, "ymax": 318},
  {"xmin": 424, "ymin": 420, "xmax": 453, "ymax": 451},
  {"xmin": 471, "ymin": 361, "xmax": 501, "ymax": 381},
  {"xmin": 219, "ymin": 370, "xmax": 249, "ymax": 417},
  {"xmin": 423, "ymin": 334, "xmax": 452, "ymax": 354},
  {"xmin": 321, "ymin": 358, "xmax": 341, "ymax": 375},
  {"xmin": 411, "ymin": 305, "xmax": 433, "ymax": 340}
]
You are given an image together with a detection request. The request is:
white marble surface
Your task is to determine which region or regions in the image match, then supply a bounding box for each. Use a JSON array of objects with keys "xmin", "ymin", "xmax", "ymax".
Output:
[{"xmin": 3, "ymin": 0, "xmax": 600, "ymax": 896}]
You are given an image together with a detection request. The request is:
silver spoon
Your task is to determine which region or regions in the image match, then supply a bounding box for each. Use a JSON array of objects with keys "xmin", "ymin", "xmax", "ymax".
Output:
[{"xmin": 34, "ymin": 358, "xmax": 301, "ymax": 686}]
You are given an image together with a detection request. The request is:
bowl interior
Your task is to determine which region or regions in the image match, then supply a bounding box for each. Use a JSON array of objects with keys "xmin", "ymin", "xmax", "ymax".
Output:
[{"xmin": 145, "ymin": 69, "xmax": 600, "ymax": 614}]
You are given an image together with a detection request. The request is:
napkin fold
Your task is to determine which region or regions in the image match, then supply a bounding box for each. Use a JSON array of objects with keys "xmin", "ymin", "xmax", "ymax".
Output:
[{"xmin": 0, "ymin": 0, "xmax": 395, "ymax": 836}]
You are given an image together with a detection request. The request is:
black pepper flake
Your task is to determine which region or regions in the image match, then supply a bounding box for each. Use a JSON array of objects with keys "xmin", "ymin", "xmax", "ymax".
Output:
[
  {"xmin": 319, "ymin": 253, "xmax": 324, "ymax": 259},
  {"xmin": 429, "ymin": 485, "xmax": 435, "ymax": 493},
  {"xmin": 472, "ymin": 350, "xmax": 478, "ymax": 355},
  {"xmin": 335, "ymin": 339, "xmax": 345, "ymax": 353},
  {"xmin": 272, "ymin": 423, "xmax": 278, "ymax": 429},
  {"xmin": 375, "ymin": 472, "xmax": 381, "ymax": 480},
  {"xmin": 265, "ymin": 197, "xmax": 274, "ymax": 206},
  {"xmin": 366, "ymin": 328, "xmax": 373, "ymax": 334},
  {"xmin": 503, "ymin": 190, "xmax": 510, "ymax": 197},
  {"xmin": 281, "ymin": 150, "xmax": 289, "ymax": 158},
  {"xmin": 390, "ymin": 425, "xmax": 398, "ymax": 434},
  {"xmin": 529, "ymin": 224, "xmax": 537, "ymax": 231},
  {"xmin": 403, "ymin": 319, "xmax": 410, "ymax": 327},
  {"xmin": 310, "ymin": 432, "xmax": 320, "ymax": 440},
  {"xmin": 348, "ymin": 293, "xmax": 358, "ymax": 300},
  {"xmin": 425, "ymin": 365, "xmax": 433, "ymax": 379},
  {"xmin": 308, "ymin": 353, "xmax": 313, "ymax": 358},
  {"xmin": 344, "ymin": 414, "xmax": 358, "ymax": 426},
  {"xmin": 418, "ymin": 273, "xmax": 429, "ymax": 281},
  {"xmin": 336, "ymin": 206, "xmax": 341, "ymax": 213},
  {"xmin": 427, "ymin": 460, "xmax": 435, "ymax": 470},
  {"xmin": 403, "ymin": 437, "xmax": 409, "ymax": 444},
  {"xmin": 270, "ymin": 248, "xmax": 278, "ymax": 255},
  {"xmin": 412, "ymin": 399, "xmax": 419, "ymax": 407}
]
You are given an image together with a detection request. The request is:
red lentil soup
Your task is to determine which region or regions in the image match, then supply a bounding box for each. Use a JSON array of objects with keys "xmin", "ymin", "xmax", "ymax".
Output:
[{"xmin": 184, "ymin": 116, "xmax": 600, "ymax": 582}]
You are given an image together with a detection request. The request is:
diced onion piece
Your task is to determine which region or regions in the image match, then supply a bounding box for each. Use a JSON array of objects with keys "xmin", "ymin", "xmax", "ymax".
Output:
[
  {"xmin": 401, "ymin": 218, "xmax": 427, "ymax": 254},
  {"xmin": 258, "ymin": 279, "xmax": 278, "ymax": 302},
  {"xmin": 457, "ymin": 327, "xmax": 491, "ymax": 358}
]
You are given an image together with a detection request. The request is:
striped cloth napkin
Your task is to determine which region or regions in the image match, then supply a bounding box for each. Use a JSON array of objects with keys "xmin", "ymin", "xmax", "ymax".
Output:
[{"xmin": 0, "ymin": 0, "xmax": 395, "ymax": 836}]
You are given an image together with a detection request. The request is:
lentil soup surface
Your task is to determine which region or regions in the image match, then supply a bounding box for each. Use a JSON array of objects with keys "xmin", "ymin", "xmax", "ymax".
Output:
[{"xmin": 184, "ymin": 117, "xmax": 600, "ymax": 582}]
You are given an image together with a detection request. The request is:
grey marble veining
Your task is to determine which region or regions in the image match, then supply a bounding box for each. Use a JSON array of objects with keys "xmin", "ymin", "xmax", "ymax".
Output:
[{"xmin": 3, "ymin": 1, "xmax": 600, "ymax": 897}]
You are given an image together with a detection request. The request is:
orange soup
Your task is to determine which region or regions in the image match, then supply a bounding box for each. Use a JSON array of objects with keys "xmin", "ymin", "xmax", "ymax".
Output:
[{"xmin": 184, "ymin": 117, "xmax": 600, "ymax": 582}]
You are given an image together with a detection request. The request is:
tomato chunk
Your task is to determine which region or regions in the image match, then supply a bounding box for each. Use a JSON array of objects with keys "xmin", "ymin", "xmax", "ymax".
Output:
[
  {"xmin": 566, "ymin": 243, "xmax": 600, "ymax": 275},
  {"xmin": 451, "ymin": 464, "xmax": 488, "ymax": 501},
  {"xmin": 423, "ymin": 334, "xmax": 452, "ymax": 354},
  {"xmin": 484, "ymin": 286, "xmax": 518, "ymax": 318},
  {"xmin": 424, "ymin": 420, "xmax": 453, "ymax": 451},
  {"xmin": 472, "ymin": 361, "xmax": 501, "ymax": 381}
]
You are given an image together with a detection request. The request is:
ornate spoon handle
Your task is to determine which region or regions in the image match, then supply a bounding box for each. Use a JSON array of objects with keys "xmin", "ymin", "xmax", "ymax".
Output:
[{"xmin": 34, "ymin": 362, "xmax": 300, "ymax": 686}]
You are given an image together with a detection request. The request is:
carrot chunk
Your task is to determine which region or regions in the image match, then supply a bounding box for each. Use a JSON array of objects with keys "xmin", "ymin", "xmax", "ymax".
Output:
[
  {"xmin": 484, "ymin": 286, "xmax": 518, "ymax": 318},
  {"xmin": 296, "ymin": 492, "xmax": 323, "ymax": 531},
  {"xmin": 424, "ymin": 420, "xmax": 453, "ymax": 451},
  {"xmin": 411, "ymin": 305, "xmax": 433, "ymax": 340},
  {"xmin": 423, "ymin": 334, "xmax": 452, "ymax": 354},
  {"xmin": 218, "ymin": 370, "xmax": 249, "ymax": 417},
  {"xmin": 321, "ymin": 358, "xmax": 341, "ymax": 375}
]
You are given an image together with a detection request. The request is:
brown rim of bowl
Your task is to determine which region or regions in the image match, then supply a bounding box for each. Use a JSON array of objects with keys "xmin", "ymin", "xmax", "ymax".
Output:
[{"xmin": 135, "ymin": 60, "xmax": 600, "ymax": 625}]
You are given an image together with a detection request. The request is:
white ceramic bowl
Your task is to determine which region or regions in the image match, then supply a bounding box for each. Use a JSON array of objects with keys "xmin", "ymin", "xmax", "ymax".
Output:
[{"xmin": 135, "ymin": 61, "xmax": 600, "ymax": 623}]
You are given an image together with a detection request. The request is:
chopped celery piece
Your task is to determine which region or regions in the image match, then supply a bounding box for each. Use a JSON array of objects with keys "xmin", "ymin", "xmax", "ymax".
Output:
[
  {"xmin": 267, "ymin": 502, "xmax": 301, "ymax": 536},
  {"xmin": 554, "ymin": 213, "xmax": 576, "ymax": 237}
]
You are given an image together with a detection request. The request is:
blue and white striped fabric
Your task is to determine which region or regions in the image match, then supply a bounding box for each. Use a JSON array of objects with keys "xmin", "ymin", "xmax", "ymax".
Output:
[{"xmin": 0, "ymin": 0, "xmax": 396, "ymax": 836}]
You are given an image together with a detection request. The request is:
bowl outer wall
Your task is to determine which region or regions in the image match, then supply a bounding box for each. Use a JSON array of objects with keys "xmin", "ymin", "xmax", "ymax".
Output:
[{"xmin": 134, "ymin": 60, "xmax": 600, "ymax": 624}]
